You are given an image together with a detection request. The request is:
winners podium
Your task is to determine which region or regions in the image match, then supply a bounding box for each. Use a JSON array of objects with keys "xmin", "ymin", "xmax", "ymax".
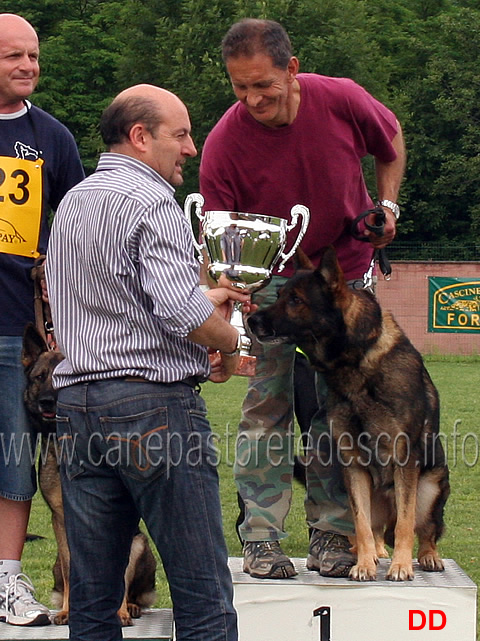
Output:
[
  {"xmin": 229, "ymin": 557, "xmax": 477, "ymax": 641},
  {"xmin": 0, "ymin": 609, "xmax": 173, "ymax": 641},
  {"xmin": 1, "ymin": 560, "xmax": 476, "ymax": 640}
]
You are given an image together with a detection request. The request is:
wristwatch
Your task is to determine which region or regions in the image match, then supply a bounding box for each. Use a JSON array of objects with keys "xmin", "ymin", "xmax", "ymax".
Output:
[
  {"xmin": 221, "ymin": 332, "xmax": 242, "ymax": 357},
  {"xmin": 378, "ymin": 199, "xmax": 400, "ymax": 221}
]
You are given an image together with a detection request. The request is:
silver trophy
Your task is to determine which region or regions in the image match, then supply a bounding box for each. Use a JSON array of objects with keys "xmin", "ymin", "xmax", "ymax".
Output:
[{"xmin": 184, "ymin": 193, "xmax": 310, "ymax": 376}]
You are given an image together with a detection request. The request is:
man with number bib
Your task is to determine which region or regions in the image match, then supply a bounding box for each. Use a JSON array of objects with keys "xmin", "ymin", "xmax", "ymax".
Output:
[{"xmin": 0, "ymin": 13, "xmax": 84, "ymax": 626}]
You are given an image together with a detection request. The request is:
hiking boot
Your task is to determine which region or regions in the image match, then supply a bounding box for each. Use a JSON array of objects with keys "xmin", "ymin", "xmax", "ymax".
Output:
[
  {"xmin": 0, "ymin": 574, "xmax": 51, "ymax": 626},
  {"xmin": 307, "ymin": 529, "xmax": 356, "ymax": 578},
  {"xmin": 243, "ymin": 541, "xmax": 297, "ymax": 579}
]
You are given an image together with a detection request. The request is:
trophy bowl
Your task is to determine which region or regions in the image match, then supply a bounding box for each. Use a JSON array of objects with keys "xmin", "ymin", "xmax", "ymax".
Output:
[{"xmin": 184, "ymin": 193, "xmax": 310, "ymax": 376}]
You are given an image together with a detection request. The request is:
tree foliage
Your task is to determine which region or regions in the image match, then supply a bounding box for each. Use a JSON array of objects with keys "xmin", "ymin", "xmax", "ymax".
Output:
[{"xmin": 5, "ymin": 0, "xmax": 480, "ymax": 246}]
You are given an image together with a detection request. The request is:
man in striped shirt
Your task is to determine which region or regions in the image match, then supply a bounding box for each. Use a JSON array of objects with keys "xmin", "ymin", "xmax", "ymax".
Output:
[{"xmin": 45, "ymin": 84, "xmax": 249, "ymax": 641}]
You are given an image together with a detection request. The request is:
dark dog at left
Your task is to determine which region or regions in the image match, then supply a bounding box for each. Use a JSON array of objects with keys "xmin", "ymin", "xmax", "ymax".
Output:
[{"xmin": 22, "ymin": 323, "xmax": 157, "ymax": 625}]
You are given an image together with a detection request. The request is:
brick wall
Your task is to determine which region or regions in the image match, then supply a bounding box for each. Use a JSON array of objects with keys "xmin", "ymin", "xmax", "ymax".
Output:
[{"xmin": 375, "ymin": 262, "xmax": 480, "ymax": 356}]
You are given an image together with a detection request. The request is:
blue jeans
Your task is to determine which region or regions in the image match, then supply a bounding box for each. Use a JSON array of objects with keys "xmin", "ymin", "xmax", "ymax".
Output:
[
  {"xmin": 56, "ymin": 379, "xmax": 237, "ymax": 641},
  {"xmin": 0, "ymin": 336, "xmax": 37, "ymax": 500}
]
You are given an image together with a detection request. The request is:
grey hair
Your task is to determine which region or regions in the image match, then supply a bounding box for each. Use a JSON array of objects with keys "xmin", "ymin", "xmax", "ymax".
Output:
[{"xmin": 221, "ymin": 18, "xmax": 292, "ymax": 69}]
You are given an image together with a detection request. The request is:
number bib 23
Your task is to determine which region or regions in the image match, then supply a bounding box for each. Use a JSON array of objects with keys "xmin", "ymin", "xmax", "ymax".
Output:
[{"xmin": 0, "ymin": 156, "xmax": 44, "ymax": 258}]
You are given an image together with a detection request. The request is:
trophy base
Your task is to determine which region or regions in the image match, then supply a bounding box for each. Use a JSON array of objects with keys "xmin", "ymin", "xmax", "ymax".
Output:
[{"xmin": 235, "ymin": 354, "xmax": 256, "ymax": 377}]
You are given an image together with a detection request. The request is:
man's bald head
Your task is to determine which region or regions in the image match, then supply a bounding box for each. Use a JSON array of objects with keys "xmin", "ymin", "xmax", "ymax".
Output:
[
  {"xmin": 115, "ymin": 84, "xmax": 184, "ymax": 108},
  {"xmin": 100, "ymin": 84, "xmax": 187, "ymax": 148},
  {"xmin": 0, "ymin": 13, "xmax": 38, "ymax": 36},
  {"xmin": 0, "ymin": 13, "xmax": 40, "ymax": 111},
  {"xmin": 99, "ymin": 83, "xmax": 196, "ymax": 187}
]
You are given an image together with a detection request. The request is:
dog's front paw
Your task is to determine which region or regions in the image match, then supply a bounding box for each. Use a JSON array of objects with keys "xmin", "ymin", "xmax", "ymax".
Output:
[
  {"xmin": 127, "ymin": 602, "xmax": 142, "ymax": 619},
  {"xmin": 349, "ymin": 563, "xmax": 377, "ymax": 581},
  {"xmin": 386, "ymin": 562, "xmax": 414, "ymax": 581},
  {"xmin": 117, "ymin": 609, "xmax": 133, "ymax": 626},
  {"xmin": 418, "ymin": 553, "xmax": 444, "ymax": 572},
  {"xmin": 53, "ymin": 610, "xmax": 69, "ymax": 625}
]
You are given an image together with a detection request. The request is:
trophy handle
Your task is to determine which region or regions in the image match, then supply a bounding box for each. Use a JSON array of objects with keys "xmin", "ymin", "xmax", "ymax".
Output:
[
  {"xmin": 277, "ymin": 204, "xmax": 310, "ymax": 273},
  {"xmin": 183, "ymin": 193, "xmax": 206, "ymax": 262}
]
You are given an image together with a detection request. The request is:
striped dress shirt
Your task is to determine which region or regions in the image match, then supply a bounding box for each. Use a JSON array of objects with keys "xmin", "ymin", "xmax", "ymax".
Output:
[{"xmin": 46, "ymin": 153, "xmax": 215, "ymax": 388}]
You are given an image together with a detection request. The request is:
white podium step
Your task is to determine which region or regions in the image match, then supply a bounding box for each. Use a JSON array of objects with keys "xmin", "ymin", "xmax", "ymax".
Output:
[
  {"xmin": 229, "ymin": 557, "xmax": 477, "ymax": 641},
  {"xmin": 1, "ymin": 562, "xmax": 476, "ymax": 641},
  {"xmin": 0, "ymin": 608, "xmax": 173, "ymax": 640}
]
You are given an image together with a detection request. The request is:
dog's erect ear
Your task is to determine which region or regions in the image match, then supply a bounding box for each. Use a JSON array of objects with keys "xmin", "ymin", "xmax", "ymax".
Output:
[
  {"xmin": 318, "ymin": 246, "xmax": 346, "ymax": 291},
  {"xmin": 21, "ymin": 323, "xmax": 48, "ymax": 370},
  {"xmin": 294, "ymin": 247, "xmax": 314, "ymax": 271}
]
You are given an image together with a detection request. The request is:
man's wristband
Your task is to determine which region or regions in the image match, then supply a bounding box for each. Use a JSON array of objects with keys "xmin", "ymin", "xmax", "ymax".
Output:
[{"xmin": 221, "ymin": 333, "xmax": 241, "ymax": 357}]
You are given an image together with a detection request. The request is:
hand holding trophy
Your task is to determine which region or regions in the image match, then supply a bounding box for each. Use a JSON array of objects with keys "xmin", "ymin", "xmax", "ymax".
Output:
[{"xmin": 184, "ymin": 193, "xmax": 310, "ymax": 376}]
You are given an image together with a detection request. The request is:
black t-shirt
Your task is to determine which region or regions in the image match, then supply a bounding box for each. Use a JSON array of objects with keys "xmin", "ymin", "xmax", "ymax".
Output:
[{"xmin": 0, "ymin": 102, "xmax": 84, "ymax": 335}]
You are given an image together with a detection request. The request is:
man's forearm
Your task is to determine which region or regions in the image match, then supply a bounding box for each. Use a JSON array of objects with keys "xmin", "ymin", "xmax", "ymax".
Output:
[
  {"xmin": 376, "ymin": 121, "xmax": 406, "ymax": 201},
  {"xmin": 187, "ymin": 309, "xmax": 238, "ymax": 354}
]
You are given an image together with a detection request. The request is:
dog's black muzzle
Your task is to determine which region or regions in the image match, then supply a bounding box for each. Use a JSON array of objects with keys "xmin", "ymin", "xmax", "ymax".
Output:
[
  {"xmin": 247, "ymin": 312, "xmax": 289, "ymax": 345},
  {"xmin": 38, "ymin": 396, "xmax": 57, "ymax": 421}
]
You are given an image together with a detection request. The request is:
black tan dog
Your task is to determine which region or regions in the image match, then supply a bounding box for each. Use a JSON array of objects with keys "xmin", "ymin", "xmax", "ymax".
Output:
[
  {"xmin": 248, "ymin": 247, "xmax": 450, "ymax": 581},
  {"xmin": 22, "ymin": 323, "xmax": 157, "ymax": 624}
]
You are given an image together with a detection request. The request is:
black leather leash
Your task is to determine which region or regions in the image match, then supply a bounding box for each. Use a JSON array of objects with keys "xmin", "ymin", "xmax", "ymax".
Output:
[
  {"xmin": 31, "ymin": 255, "xmax": 58, "ymax": 351},
  {"xmin": 350, "ymin": 206, "xmax": 392, "ymax": 280}
]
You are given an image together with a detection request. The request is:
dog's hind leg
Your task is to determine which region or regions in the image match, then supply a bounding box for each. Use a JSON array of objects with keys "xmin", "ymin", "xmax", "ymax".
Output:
[
  {"xmin": 416, "ymin": 468, "xmax": 449, "ymax": 572},
  {"xmin": 371, "ymin": 493, "xmax": 391, "ymax": 559},
  {"xmin": 120, "ymin": 532, "xmax": 157, "ymax": 625},
  {"xmin": 372, "ymin": 528, "xmax": 389, "ymax": 559}
]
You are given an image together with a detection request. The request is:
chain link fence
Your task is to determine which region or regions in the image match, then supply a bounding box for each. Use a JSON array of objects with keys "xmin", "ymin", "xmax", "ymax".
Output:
[{"xmin": 386, "ymin": 243, "xmax": 480, "ymax": 262}]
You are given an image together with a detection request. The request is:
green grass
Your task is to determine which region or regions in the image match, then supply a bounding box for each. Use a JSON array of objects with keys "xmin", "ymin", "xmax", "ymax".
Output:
[{"xmin": 23, "ymin": 360, "xmax": 479, "ymax": 636}]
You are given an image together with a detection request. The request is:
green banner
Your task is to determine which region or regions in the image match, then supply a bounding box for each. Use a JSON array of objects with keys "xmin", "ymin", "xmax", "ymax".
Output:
[{"xmin": 429, "ymin": 277, "xmax": 480, "ymax": 333}]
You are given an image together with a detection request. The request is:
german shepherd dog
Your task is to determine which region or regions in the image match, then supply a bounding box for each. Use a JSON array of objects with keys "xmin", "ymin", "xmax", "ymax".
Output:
[
  {"xmin": 247, "ymin": 247, "xmax": 450, "ymax": 581},
  {"xmin": 22, "ymin": 323, "xmax": 157, "ymax": 624}
]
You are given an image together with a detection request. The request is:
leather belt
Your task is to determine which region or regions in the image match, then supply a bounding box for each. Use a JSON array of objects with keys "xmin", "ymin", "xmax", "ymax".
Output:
[{"xmin": 123, "ymin": 375, "xmax": 202, "ymax": 388}]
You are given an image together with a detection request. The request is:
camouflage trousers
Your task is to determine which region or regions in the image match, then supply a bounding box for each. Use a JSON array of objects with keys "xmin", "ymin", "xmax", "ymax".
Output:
[{"xmin": 235, "ymin": 276, "xmax": 354, "ymax": 543}]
